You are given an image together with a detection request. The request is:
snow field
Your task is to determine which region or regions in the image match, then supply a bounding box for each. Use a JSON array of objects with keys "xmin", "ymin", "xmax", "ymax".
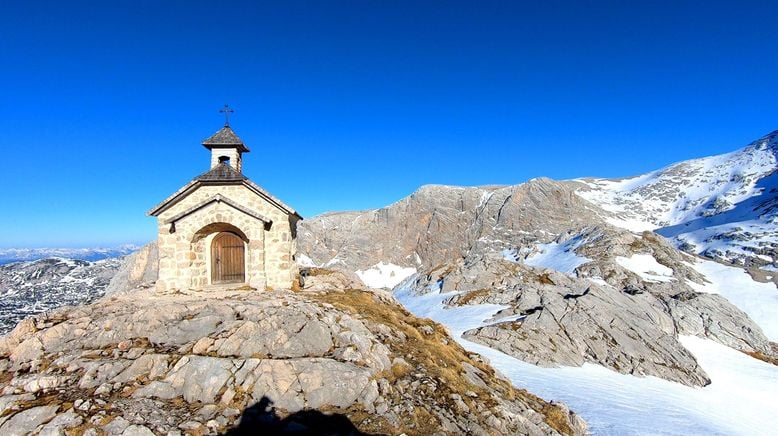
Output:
[
  {"xmin": 394, "ymin": 272, "xmax": 778, "ymax": 435},
  {"xmin": 504, "ymin": 237, "xmax": 591, "ymax": 275},
  {"xmin": 688, "ymin": 258, "xmax": 778, "ymax": 341},
  {"xmin": 355, "ymin": 262, "xmax": 417, "ymax": 289},
  {"xmin": 615, "ymin": 254, "xmax": 675, "ymax": 282}
]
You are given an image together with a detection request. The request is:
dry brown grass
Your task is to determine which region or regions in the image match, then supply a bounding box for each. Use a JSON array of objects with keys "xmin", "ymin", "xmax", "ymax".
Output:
[
  {"xmin": 410, "ymin": 406, "xmax": 443, "ymax": 435},
  {"xmin": 628, "ymin": 239, "xmax": 645, "ymax": 252},
  {"xmin": 388, "ymin": 362, "xmax": 411, "ymax": 379},
  {"xmin": 0, "ymin": 368, "xmax": 12, "ymax": 384},
  {"xmin": 310, "ymin": 290, "xmax": 504, "ymax": 426},
  {"xmin": 219, "ymin": 385, "xmax": 250, "ymax": 411},
  {"xmin": 541, "ymin": 403, "xmax": 574, "ymax": 435},
  {"xmin": 35, "ymin": 356, "xmax": 53, "ymax": 373},
  {"xmin": 427, "ymin": 263, "xmax": 457, "ymax": 279},
  {"xmin": 0, "ymin": 394, "xmax": 61, "ymax": 418},
  {"xmin": 537, "ymin": 272, "xmax": 555, "ymax": 285},
  {"xmin": 315, "ymin": 404, "xmax": 395, "ymax": 435},
  {"xmin": 455, "ymin": 288, "xmax": 491, "ymax": 306},
  {"xmin": 744, "ymin": 343, "xmax": 778, "ymax": 366},
  {"xmin": 744, "ymin": 350, "xmax": 778, "ymax": 366},
  {"xmin": 309, "ymin": 289, "xmax": 574, "ymax": 434},
  {"xmin": 499, "ymin": 321, "xmax": 525, "ymax": 332},
  {"xmin": 65, "ymin": 422, "xmax": 94, "ymax": 436},
  {"xmin": 307, "ymin": 268, "xmax": 335, "ymax": 277},
  {"xmin": 641, "ymin": 231, "xmax": 662, "ymax": 244}
]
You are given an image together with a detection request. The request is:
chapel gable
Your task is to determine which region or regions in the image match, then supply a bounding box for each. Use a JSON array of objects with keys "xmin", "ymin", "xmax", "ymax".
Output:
[{"xmin": 148, "ymin": 111, "xmax": 301, "ymax": 292}]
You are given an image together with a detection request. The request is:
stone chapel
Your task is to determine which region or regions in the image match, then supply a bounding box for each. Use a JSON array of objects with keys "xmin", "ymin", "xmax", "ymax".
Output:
[{"xmin": 147, "ymin": 118, "xmax": 302, "ymax": 292}]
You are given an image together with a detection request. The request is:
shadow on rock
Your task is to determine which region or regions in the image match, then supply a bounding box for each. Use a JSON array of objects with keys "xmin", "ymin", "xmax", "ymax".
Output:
[{"xmin": 224, "ymin": 397, "xmax": 371, "ymax": 435}]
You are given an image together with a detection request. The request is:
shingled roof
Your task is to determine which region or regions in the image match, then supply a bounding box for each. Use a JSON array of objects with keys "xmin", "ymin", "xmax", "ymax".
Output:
[
  {"xmin": 202, "ymin": 126, "xmax": 250, "ymax": 153},
  {"xmin": 147, "ymin": 164, "xmax": 301, "ymax": 219},
  {"xmin": 195, "ymin": 162, "xmax": 247, "ymax": 182}
]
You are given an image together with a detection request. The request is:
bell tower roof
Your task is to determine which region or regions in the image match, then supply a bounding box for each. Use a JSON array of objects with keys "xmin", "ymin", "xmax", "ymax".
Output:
[{"xmin": 202, "ymin": 125, "xmax": 250, "ymax": 153}]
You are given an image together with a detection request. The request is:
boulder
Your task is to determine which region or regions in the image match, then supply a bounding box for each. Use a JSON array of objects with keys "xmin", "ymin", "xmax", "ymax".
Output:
[{"xmin": 0, "ymin": 405, "xmax": 59, "ymax": 435}]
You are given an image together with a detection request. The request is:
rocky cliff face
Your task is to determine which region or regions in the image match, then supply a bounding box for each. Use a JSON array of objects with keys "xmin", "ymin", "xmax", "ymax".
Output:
[
  {"xmin": 0, "ymin": 271, "xmax": 585, "ymax": 435},
  {"xmin": 105, "ymin": 243, "xmax": 159, "ymax": 295},
  {"xmin": 299, "ymin": 178, "xmax": 605, "ymax": 272},
  {"xmin": 301, "ymin": 132, "xmax": 778, "ymax": 272}
]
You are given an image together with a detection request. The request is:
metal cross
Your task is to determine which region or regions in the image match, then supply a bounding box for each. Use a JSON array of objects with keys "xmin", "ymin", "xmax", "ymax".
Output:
[{"xmin": 219, "ymin": 104, "xmax": 235, "ymax": 126}]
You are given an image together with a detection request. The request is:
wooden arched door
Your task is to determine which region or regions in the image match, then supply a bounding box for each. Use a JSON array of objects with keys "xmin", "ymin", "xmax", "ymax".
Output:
[{"xmin": 211, "ymin": 232, "xmax": 245, "ymax": 284}]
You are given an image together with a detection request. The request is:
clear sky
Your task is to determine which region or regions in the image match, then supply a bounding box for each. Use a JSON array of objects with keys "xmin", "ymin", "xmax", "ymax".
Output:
[{"xmin": 1, "ymin": 1, "xmax": 777, "ymax": 248}]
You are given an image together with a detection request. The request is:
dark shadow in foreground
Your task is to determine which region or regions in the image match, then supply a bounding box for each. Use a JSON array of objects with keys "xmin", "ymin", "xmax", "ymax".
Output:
[{"xmin": 224, "ymin": 396, "xmax": 371, "ymax": 435}]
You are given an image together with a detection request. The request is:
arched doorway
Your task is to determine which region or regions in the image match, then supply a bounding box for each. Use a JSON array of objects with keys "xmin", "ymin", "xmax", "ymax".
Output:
[{"xmin": 211, "ymin": 232, "xmax": 246, "ymax": 284}]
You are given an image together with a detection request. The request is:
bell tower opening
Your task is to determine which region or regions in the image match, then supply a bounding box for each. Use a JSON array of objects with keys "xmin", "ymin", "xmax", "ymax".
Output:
[{"xmin": 202, "ymin": 105, "xmax": 250, "ymax": 173}]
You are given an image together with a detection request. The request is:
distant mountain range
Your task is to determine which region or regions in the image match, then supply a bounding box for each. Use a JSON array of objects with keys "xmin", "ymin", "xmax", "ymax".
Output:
[
  {"xmin": 0, "ymin": 257, "xmax": 124, "ymax": 334},
  {"xmin": 0, "ymin": 244, "xmax": 141, "ymax": 265}
]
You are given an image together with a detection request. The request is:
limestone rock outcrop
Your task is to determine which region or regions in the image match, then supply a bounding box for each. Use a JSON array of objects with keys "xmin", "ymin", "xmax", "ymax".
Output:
[
  {"xmin": 0, "ymin": 273, "xmax": 586, "ymax": 435},
  {"xmin": 406, "ymin": 252, "xmax": 770, "ymax": 387},
  {"xmin": 105, "ymin": 242, "xmax": 159, "ymax": 295},
  {"xmin": 578, "ymin": 130, "xmax": 778, "ymax": 268},
  {"xmin": 299, "ymin": 179, "xmax": 604, "ymax": 271}
]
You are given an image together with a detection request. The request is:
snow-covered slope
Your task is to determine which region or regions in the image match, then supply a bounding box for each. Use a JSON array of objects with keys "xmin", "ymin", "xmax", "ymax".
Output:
[
  {"xmin": 395, "ymin": 266, "xmax": 778, "ymax": 436},
  {"xmin": 577, "ymin": 131, "xmax": 778, "ymax": 266}
]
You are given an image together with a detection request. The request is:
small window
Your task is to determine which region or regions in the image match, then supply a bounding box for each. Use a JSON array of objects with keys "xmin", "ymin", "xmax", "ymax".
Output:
[{"xmin": 218, "ymin": 156, "xmax": 230, "ymax": 165}]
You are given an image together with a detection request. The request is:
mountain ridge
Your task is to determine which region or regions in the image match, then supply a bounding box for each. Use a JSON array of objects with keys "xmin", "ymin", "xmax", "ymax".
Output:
[
  {"xmin": 296, "ymin": 129, "xmax": 778, "ymax": 434},
  {"xmin": 578, "ymin": 129, "xmax": 778, "ymax": 266},
  {"xmin": 301, "ymin": 130, "xmax": 778, "ymax": 269}
]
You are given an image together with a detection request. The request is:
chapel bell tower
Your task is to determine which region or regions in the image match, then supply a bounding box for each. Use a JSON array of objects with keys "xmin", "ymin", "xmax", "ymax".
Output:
[{"xmin": 202, "ymin": 104, "xmax": 250, "ymax": 172}]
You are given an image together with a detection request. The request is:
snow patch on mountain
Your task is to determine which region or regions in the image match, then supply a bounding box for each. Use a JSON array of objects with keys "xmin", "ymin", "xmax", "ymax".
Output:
[
  {"xmin": 504, "ymin": 236, "xmax": 592, "ymax": 275},
  {"xmin": 356, "ymin": 262, "xmax": 417, "ymax": 289},
  {"xmin": 297, "ymin": 253, "xmax": 317, "ymax": 267},
  {"xmin": 615, "ymin": 254, "xmax": 675, "ymax": 283},
  {"xmin": 0, "ymin": 257, "xmax": 123, "ymax": 334},
  {"xmin": 688, "ymin": 258, "xmax": 778, "ymax": 340}
]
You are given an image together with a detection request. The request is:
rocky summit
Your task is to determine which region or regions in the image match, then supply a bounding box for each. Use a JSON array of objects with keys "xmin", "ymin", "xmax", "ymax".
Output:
[{"xmin": 0, "ymin": 269, "xmax": 586, "ymax": 435}]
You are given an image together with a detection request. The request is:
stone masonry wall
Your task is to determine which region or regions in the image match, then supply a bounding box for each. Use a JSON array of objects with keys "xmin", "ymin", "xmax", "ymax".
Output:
[{"xmin": 155, "ymin": 184, "xmax": 297, "ymax": 292}]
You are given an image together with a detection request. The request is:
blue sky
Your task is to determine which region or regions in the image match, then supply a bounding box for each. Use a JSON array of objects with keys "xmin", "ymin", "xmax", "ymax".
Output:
[{"xmin": 1, "ymin": 1, "xmax": 777, "ymax": 247}]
